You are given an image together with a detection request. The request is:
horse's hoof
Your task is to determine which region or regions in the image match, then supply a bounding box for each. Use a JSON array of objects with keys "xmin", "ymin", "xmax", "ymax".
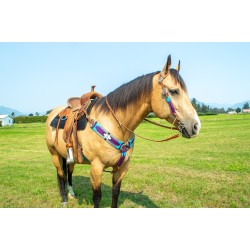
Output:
[
  {"xmin": 68, "ymin": 193, "xmax": 76, "ymax": 200},
  {"xmin": 61, "ymin": 201, "xmax": 68, "ymax": 207},
  {"xmin": 68, "ymin": 186, "xmax": 76, "ymax": 199}
]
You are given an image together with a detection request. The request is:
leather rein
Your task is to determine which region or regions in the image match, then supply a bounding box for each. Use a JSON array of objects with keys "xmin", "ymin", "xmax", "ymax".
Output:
[{"xmin": 105, "ymin": 73, "xmax": 182, "ymax": 143}]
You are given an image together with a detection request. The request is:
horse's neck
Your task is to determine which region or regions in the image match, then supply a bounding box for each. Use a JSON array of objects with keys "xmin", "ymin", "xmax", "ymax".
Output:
[
  {"xmin": 113, "ymin": 94, "xmax": 152, "ymax": 140},
  {"xmin": 124, "ymin": 101, "xmax": 151, "ymax": 128},
  {"xmin": 119, "ymin": 74, "xmax": 160, "ymax": 133}
]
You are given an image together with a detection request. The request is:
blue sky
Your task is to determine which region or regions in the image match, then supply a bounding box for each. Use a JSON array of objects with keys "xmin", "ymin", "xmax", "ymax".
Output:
[{"xmin": 0, "ymin": 42, "xmax": 249, "ymax": 114}]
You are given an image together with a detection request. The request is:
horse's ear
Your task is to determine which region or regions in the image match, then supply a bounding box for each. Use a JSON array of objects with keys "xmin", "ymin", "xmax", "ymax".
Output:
[
  {"xmin": 176, "ymin": 60, "xmax": 181, "ymax": 72},
  {"xmin": 162, "ymin": 54, "xmax": 171, "ymax": 75}
]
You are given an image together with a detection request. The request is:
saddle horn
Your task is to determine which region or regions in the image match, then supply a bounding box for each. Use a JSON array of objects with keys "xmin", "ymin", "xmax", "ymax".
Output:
[{"xmin": 91, "ymin": 85, "xmax": 96, "ymax": 92}]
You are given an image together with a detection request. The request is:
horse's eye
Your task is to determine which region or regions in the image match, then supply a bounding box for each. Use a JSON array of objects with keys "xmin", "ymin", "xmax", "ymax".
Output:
[{"xmin": 169, "ymin": 89, "xmax": 179, "ymax": 96}]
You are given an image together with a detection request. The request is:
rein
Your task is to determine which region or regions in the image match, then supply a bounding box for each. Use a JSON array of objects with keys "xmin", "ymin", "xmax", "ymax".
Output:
[{"xmin": 144, "ymin": 118, "xmax": 178, "ymax": 130}]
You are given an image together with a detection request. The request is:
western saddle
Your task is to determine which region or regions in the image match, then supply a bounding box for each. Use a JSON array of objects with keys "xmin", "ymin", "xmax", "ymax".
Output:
[{"xmin": 55, "ymin": 85, "xmax": 102, "ymax": 164}]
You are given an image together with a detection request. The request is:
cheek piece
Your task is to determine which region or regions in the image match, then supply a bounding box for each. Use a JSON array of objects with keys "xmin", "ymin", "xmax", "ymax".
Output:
[{"xmin": 162, "ymin": 87, "xmax": 177, "ymax": 116}]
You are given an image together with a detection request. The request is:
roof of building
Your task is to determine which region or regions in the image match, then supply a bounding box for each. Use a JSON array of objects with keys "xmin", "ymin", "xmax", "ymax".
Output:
[{"xmin": 0, "ymin": 115, "xmax": 12, "ymax": 119}]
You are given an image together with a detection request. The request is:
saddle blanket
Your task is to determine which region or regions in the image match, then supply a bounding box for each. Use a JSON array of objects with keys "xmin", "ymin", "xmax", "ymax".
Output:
[{"xmin": 50, "ymin": 114, "xmax": 87, "ymax": 130}]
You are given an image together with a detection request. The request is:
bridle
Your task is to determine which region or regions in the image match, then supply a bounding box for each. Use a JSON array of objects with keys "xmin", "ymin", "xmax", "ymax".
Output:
[
  {"xmin": 105, "ymin": 72, "xmax": 185, "ymax": 143},
  {"xmin": 158, "ymin": 72, "xmax": 185, "ymax": 133}
]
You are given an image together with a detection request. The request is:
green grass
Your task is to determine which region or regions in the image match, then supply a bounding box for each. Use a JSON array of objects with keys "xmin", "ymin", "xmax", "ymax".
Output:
[{"xmin": 0, "ymin": 114, "xmax": 249, "ymax": 208}]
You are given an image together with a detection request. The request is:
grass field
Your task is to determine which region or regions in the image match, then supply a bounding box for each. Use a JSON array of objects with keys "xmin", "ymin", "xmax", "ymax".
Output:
[{"xmin": 0, "ymin": 114, "xmax": 249, "ymax": 208}]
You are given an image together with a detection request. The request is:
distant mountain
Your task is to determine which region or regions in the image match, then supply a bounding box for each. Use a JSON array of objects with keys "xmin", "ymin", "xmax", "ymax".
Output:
[
  {"xmin": 205, "ymin": 102, "xmax": 232, "ymax": 110},
  {"xmin": 230, "ymin": 100, "xmax": 250, "ymax": 109},
  {"xmin": 192, "ymin": 99, "xmax": 250, "ymax": 110},
  {"xmin": 0, "ymin": 106, "xmax": 25, "ymax": 116}
]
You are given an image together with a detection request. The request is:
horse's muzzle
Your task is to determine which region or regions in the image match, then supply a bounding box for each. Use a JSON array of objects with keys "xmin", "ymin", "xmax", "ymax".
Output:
[
  {"xmin": 180, "ymin": 126, "xmax": 191, "ymax": 139},
  {"xmin": 179, "ymin": 122, "xmax": 200, "ymax": 139}
]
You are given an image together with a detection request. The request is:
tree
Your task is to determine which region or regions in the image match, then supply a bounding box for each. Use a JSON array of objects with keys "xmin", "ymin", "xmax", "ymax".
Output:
[
  {"xmin": 243, "ymin": 102, "xmax": 249, "ymax": 109},
  {"xmin": 236, "ymin": 107, "xmax": 241, "ymax": 113},
  {"xmin": 220, "ymin": 108, "xmax": 226, "ymax": 114},
  {"xmin": 28, "ymin": 113, "xmax": 34, "ymax": 116},
  {"xmin": 227, "ymin": 108, "xmax": 235, "ymax": 113},
  {"xmin": 35, "ymin": 112, "xmax": 40, "ymax": 116},
  {"xmin": 201, "ymin": 103, "xmax": 208, "ymax": 113},
  {"xmin": 191, "ymin": 98, "xmax": 197, "ymax": 109},
  {"xmin": 197, "ymin": 104, "xmax": 201, "ymax": 112},
  {"xmin": 11, "ymin": 112, "xmax": 15, "ymax": 123}
]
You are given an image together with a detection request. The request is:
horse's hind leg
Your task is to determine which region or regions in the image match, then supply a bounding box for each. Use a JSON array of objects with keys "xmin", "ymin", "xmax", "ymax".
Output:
[
  {"xmin": 51, "ymin": 153, "xmax": 68, "ymax": 206},
  {"xmin": 58, "ymin": 158, "xmax": 68, "ymax": 206},
  {"xmin": 67, "ymin": 163, "xmax": 76, "ymax": 198},
  {"xmin": 112, "ymin": 160, "xmax": 130, "ymax": 208}
]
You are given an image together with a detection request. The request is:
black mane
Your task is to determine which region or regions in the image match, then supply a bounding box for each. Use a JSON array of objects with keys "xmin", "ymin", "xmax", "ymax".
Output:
[{"xmin": 95, "ymin": 71, "xmax": 159, "ymax": 113}]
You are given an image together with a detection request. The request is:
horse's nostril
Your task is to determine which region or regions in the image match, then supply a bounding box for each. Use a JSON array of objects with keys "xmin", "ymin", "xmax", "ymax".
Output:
[
  {"xmin": 194, "ymin": 123, "xmax": 198, "ymax": 131},
  {"xmin": 192, "ymin": 123, "xmax": 199, "ymax": 135}
]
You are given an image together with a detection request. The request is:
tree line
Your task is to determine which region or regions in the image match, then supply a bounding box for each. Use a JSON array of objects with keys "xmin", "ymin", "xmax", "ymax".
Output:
[
  {"xmin": 14, "ymin": 116, "xmax": 47, "ymax": 123},
  {"xmin": 191, "ymin": 98, "xmax": 250, "ymax": 115}
]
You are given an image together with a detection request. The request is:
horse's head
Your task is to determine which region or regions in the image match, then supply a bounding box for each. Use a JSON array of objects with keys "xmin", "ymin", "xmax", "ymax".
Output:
[{"xmin": 151, "ymin": 55, "xmax": 201, "ymax": 138}]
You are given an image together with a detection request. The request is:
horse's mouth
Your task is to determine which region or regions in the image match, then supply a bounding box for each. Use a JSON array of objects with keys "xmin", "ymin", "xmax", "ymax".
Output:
[
  {"xmin": 178, "ymin": 123, "xmax": 194, "ymax": 139},
  {"xmin": 181, "ymin": 127, "xmax": 191, "ymax": 138}
]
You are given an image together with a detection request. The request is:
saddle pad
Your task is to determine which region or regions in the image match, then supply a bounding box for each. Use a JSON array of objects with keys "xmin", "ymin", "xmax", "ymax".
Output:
[
  {"xmin": 50, "ymin": 98, "xmax": 98, "ymax": 130},
  {"xmin": 50, "ymin": 114, "xmax": 87, "ymax": 130}
]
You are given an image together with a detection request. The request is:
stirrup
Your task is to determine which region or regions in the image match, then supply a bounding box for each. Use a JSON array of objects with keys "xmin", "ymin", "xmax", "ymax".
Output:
[{"xmin": 66, "ymin": 147, "xmax": 75, "ymax": 164}]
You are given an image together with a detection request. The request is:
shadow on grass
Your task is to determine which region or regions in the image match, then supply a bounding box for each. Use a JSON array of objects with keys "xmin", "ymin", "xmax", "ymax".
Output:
[{"xmin": 73, "ymin": 175, "xmax": 158, "ymax": 208}]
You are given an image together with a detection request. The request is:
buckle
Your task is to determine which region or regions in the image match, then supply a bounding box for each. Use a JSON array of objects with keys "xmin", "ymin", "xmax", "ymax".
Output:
[
  {"xmin": 60, "ymin": 116, "xmax": 67, "ymax": 121},
  {"xmin": 158, "ymin": 76, "xmax": 164, "ymax": 83},
  {"xmin": 90, "ymin": 120, "xmax": 96, "ymax": 128},
  {"xmin": 120, "ymin": 143, "xmax": 129, "ymax": 152},
  {"xmin": 162, "ymin": 87, "xmax": 168, "ymax": 96}
]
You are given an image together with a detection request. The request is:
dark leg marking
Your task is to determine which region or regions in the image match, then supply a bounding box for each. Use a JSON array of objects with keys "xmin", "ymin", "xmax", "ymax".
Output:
[
  {"xmin": 57, "ymin": 158, "xmax": 68, "ymax": 204},
  {"xmin": 112, "ymin": 178, "xmax": 122, "ymax": 208},
  {"xmin": 62, "ymin": 158, "xmax": 68, "ymax": 180},
  {"xmin": 57, "ymin": 174, "xmax": 67, "ymax": 204},
  {"xmin": 92, "ymin": 188, "xmax": 102, "ymax": 208},
  {"xmin": 68, "ymin": 166, "xmax": 73, "ymax": 187}
]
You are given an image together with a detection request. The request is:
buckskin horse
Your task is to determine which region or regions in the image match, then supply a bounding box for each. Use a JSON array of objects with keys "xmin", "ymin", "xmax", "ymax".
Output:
[{"xmin": 46, "ymin": 55, "xmax": 201, "ymax": 208}]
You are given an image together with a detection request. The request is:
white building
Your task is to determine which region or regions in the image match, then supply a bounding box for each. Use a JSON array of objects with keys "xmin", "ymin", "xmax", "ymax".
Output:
[
  {"xmin": 228, "ymin": 111, "xmax": 237, "ymax": 114},
  {"xmin": 0, "ymin": 115, "xmax": 13, "ymax": 126},
  {"xmin": 242, "ymin": 109, "xmax": 250, "ymax": 113}
]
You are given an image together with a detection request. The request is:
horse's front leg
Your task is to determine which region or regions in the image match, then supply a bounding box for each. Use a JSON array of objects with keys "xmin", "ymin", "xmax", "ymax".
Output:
[
  {"xmin": 90, "ymin": 161, "xmax": 104, "ymax": 208},
  {"xmin": 112, "ymin": 160, "xmax": 130, "ymax": 208}
]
